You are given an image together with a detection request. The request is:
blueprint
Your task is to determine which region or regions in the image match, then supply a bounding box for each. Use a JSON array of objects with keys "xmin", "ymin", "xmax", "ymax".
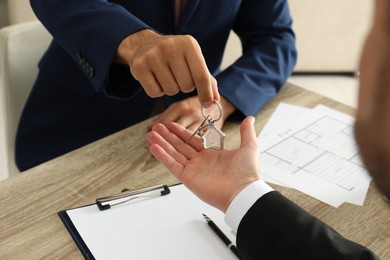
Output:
[{"xmin": 258, "ymin": 104, "xmax": 371, "ymax": 207}]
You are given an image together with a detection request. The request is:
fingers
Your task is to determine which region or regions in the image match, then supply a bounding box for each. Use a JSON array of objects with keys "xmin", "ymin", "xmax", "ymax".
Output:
[
  {"xmin": 149, "ymin": 111, "xmax": 201, "ymax": 133},
  {"xmin": 134, "ymin": 69, "xmax": 165, "ymax": 98},
  {"xmin": 240, "ymin": 116, "xmax": 258, "ymax": 150},
  {"xmin": 147, "ymin": 104, "xmax": 192, "ymax": 131},
  {"xmin": 147, "ymin": 105, "xmax": 179, "ymax": 131},
  {"xmin": 150, "ymin": 123, "xmax": 200, "ymax": 159},
  {"xmin": 133, "ymin": 59, "xmax": 181, "ymax": 97},
  {"xmin": 149, "ymin": 144, "xmax": 184, "ymax": 180},
  {"xmin": 152, "ymin": 66, "xmax": 180, "ymax": 96},
  {"xmin": 165, "ymin": 122, "xmax": 204, "ymax": 152},
  {"xmin": 147, "ymin": 128, "xmax": 188, "ymax": 165},
  {"xmin": 185, "ymin": 49, "xmax": 215, "ymax": 108},
  {"xmin": 147, "ymin": 96, "xmax": 205, "ymax": 132},
  {"xmin": 129, "ymin": 33, "xmax": 219, "ymax": 106},
  {"xmin": 169, "ymin": 57, "xmax": 196, "ymax": 94},
  {"xmin": 175, "ymin": 118, "xmax": 200, "ymax": 132}
]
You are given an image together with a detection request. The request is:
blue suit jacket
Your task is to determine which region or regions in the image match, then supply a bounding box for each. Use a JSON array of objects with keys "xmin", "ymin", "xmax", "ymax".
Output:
[{"xmin": 16, "ymin": 0, "xmax": 296, "ymax": 171}]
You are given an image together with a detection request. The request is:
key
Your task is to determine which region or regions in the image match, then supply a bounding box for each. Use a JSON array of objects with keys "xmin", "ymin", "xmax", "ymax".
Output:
[
  {"xmin": 186, "ymin": 100, "xmax": 226, "ymax": 150},
  {"xmin": 186, "ymin": 115, "xmax": 210, "ymax": 144}
]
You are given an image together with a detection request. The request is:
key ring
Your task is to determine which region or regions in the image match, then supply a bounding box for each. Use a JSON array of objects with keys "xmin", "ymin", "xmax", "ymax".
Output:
[
  {"xmin": 186, "ymin": 99, "xmax": 225, "ymax": 150},
  {"xmin": 201, "ymin": 100, "xmax": 223, "ymax": 123}
]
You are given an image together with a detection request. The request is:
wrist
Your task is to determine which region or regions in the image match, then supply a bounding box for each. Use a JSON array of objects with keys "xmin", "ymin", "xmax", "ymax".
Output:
[
  {"xmin": 224, "ymin": 180, "xmax": 273, "ymax": 233},
  {"xmin": 223, "ymin": 185, "xmax": 249, "ymax": 213},
  {"xmin": 115, "ymin": 29, "xmax": 159, "ymax": 65},
  {"xmin": 222, "ymin": 178, "xmax": 261, "ymax": 213}
]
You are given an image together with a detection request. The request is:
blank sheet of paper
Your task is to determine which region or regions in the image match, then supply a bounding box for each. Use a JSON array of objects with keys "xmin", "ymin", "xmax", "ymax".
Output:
[{"xmin": 66, "ymin": 184, "xmax": 237, "ymax": 260}]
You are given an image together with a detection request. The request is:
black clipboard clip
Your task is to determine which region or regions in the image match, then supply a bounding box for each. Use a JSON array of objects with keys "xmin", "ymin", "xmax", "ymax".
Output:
[{"xmin": 96, "ymin": 184, "xmax": 170, "ymax": 211}]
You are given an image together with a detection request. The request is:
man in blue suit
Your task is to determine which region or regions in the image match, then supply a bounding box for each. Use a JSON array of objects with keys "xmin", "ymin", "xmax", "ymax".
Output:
[{"xmin": 16, "ymin": 0, "xmax": 296, "ymax": 171}]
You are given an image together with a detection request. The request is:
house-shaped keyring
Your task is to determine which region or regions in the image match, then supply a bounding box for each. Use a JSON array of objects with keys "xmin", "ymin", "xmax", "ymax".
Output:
[{"xmin": 201, "ymin": 126, "xmax": 225, "ymax": 150}]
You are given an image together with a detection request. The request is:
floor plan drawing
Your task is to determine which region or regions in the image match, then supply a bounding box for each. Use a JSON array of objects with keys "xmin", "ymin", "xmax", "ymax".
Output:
[{"xmin": 259, "ymin": 104, "xmax": 371, "ymax": 207}]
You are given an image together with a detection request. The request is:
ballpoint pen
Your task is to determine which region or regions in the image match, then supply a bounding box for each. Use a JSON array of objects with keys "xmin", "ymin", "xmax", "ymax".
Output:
[{"xmin": 202, "ymin": 213, "xmax": 243, "ymax": 260}]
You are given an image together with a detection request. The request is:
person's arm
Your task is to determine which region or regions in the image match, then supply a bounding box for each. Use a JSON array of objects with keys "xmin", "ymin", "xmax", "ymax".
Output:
[
  {"xmin": 217, "ymin": 0, "xmax": 297, "ymax": 117},
  {"xmin": 30, "ymin": 0, "xmax": 149, "ymax": 96},
  {"xmin": 30, "ymin": 1, "xmax": 218, "ymax": 105},
  {"xmin": 224, "ymin": 179, "xmax": 377, "ymax": 260},
  {"xmin": 147, "ymin": 117, "xmax": 378, "ymax": 260},
  {"xmin": 231, "ymin": 189, "xmax": 378, "ymax": 260}
]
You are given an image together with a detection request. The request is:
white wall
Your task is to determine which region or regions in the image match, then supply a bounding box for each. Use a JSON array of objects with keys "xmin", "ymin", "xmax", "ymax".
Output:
[
  {"xmin": 222, "ymin": 0, "xmax": 374, "ymax": 73},
  {"xmin": 290, "ymin": 0, "xmax": 373, "ymax": 72}
]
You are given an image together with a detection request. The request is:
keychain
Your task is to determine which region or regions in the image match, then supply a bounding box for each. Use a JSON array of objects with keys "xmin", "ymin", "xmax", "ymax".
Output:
[{"xmin": 186, "ymin": 100, "xmax": 225, "ymax": 150}]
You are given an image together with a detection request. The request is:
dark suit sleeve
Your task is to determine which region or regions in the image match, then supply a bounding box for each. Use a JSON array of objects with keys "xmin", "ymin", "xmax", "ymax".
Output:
[
  {"xmin": 30, "ymin": 0, "xmax": 149, "ymax": 96},
  {"xmin": 217, "ymin": 0, "xmax": 297, "ymax": 117},
  {"xmin": 236, "ymin": 191, "xmax": 378, "ymax": 260}
]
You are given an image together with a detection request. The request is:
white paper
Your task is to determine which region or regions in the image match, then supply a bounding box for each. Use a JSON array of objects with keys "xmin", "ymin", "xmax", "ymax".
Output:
[
  {"xmin": 67, "ymin": 184, "xmax": 237, "ymax": 260},
  {"xmin": 258, "ymin": 103, "xmax": 311, "ymax": 186},
  {"xmin": 258, "ymin": 103, "xmax": 311, "ymax": 139},
  {"xmin": 258, "ymin": 103, "xmax": 371, "ymax": 207}
]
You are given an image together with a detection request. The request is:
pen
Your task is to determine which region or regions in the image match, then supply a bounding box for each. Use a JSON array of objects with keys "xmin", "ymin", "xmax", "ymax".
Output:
[{"xmin": 202, "ymin": 213, "xmax": 242, "ymax": 260}]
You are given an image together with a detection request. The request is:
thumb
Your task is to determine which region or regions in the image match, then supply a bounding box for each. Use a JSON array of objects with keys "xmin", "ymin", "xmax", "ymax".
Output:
[{"xmin": 240, "ymin": 116, "xmax": 258, "ymax": 149}]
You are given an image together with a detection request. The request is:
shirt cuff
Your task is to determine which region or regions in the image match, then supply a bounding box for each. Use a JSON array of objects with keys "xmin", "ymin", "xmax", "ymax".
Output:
[{"xmin": 224, "ymin": 180, "xmax": 274, "ymax": 234}]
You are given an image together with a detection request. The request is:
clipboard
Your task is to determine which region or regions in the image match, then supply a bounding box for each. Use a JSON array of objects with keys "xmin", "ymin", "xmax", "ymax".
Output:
[{"xmin": 58, "ymin": 184, "xmax": 237, "ymax": 260}]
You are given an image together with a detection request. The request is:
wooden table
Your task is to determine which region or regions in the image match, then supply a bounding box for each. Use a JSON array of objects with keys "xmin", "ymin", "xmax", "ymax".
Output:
[{"xmin": 1, "ymin": 83, "xmax": 389, "ymax": 259}]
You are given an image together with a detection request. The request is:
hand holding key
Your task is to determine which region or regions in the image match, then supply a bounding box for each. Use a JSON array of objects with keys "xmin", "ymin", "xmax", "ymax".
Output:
[{"xmin": 187, "ymin": 100, "xmax": 226, "ymax": 150}]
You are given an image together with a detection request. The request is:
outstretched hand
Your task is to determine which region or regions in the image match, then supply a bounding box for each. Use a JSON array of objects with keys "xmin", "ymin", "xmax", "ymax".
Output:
[{"xmin": 147, "ymin": 116, "xmax": 260, "ymax": 212}]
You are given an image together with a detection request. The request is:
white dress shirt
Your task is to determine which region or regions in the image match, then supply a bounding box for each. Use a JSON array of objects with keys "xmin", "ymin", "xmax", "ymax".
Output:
[{"xmin": 225, "ymin": 180, "xmax": 274, "ymax": 234}]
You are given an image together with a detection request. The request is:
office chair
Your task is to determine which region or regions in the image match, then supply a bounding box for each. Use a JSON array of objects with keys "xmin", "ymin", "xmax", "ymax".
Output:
[{"xmin": 0, "ymin": 21, "xmax": 51, "ymax": 180}]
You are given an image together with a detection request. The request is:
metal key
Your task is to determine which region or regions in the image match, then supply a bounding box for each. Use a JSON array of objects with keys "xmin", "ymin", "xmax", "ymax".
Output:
[
  {"xmin": 186, "ymin": 115, "xmax": 210, "ymax": 144},
  {"xmin": 186, "ymin": 100, "xmax": 225, "ymax": 150}
]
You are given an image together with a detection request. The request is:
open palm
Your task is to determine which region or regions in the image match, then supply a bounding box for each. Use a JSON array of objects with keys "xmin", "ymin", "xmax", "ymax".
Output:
[{"xmin": 147, "ymin": 116, "xmax": 260, "ymax": 212}]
